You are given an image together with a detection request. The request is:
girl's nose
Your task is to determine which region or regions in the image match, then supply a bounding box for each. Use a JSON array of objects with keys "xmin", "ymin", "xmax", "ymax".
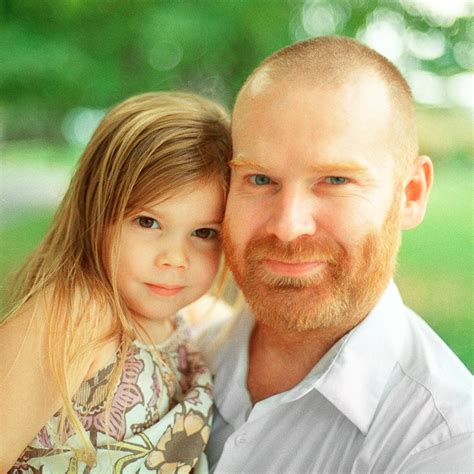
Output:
[{"xmin": 154, "ymin": 241, "xmax": 188, "ymax": 269}]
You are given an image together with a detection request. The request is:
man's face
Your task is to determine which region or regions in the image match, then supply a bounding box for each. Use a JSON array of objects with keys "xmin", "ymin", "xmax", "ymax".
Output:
[{"xmin": 223, "ymin": 76, "xmax": 404, "ymax": 332}]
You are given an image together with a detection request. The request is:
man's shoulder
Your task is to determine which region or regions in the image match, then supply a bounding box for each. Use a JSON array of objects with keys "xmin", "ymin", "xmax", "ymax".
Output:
[
  {"xmin": 338, "ymin": 282, "xmax": 471, "ymax": 438},
  {"xmin": 389, "ymin": 305, "xmax": 472, "ymax": 436},
  {"xmin": 368, "ymin": 352, "xmax": 472, "ymax": 472},
  {"xmin": 344, "ymin": 300, "xmax": 473, "ymax": 471}
]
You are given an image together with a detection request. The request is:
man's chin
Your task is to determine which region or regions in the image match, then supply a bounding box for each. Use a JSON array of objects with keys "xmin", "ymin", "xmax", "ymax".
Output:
[{"xmin": 242, "ymin": 280, "xmax": 349, "ymax": 332}]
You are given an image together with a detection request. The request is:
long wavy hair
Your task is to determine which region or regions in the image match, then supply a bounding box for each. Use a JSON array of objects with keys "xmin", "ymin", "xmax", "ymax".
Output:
[{"xmin": 2, "ymin": 92, "xmax": 232, "ymax": 464}]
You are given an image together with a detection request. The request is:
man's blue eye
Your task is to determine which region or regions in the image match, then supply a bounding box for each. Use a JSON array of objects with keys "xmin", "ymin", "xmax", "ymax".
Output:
[
  {"xmin": 249, "ymin": 174, "xmax": 271, "ymax": 185},
  {"xmin": 325, "ymin": 176, "xmax": 348, "ymax": 185},
  {"xmin": 192, "ymin": 228, "xmax": 218, "ymax": 240},
  {"xmin": 135, "ymin": 216, "xmax": 161, "ymax": 229}
]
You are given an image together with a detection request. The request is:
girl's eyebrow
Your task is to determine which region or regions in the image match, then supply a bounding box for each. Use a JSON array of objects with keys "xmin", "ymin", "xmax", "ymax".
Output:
[
  {"xmin": 136, "ymin": 206, "xmax": 223, "ymax": 227},
  {"xmin": 137, "ymin": 206, "xmax": 161, "ymax": 217},
  {"xmin": 196, "ymin": 222, "xmax": 223, "ymax": 228}
]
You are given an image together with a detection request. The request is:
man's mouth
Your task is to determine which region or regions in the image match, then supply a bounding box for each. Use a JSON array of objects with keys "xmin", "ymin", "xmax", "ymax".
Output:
[{"xmin": 262, "ymin": 259, "xmax": 325, "ymax": 277}]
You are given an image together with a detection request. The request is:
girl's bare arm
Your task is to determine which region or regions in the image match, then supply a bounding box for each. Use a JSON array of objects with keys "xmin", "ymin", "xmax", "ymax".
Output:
[{"xmin": 0, "ymin": 296, "xmax": 92, "ymax": 471}]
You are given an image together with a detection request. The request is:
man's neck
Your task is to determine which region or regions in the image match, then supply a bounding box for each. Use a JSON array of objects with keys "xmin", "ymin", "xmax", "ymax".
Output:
[{"xmin": 247, "ymin": 322, "xmax": 344, "ymax": 404}]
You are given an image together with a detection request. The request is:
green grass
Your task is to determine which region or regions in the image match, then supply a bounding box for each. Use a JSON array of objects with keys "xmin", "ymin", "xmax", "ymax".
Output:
[
  {"xmin": 0, "ymin": 208, "xmax": 54, "ymax": 309},
  {"xmin": 1, "ymin": 140, "xmax": 83, "ymax": 167},
  {"xmin": 395, "ymin": 161, "xmax": 473, "ymax": 371},
  {"xmin": 1, "ymin": 144, "xmax": 472, "ymax": 371}
]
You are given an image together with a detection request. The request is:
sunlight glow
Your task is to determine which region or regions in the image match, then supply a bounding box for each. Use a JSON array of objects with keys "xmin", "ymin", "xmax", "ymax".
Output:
[
  {"xmin": 400, "ymin": 0, "xmax": 472, "ymax": 27},
  {"xmin": 357, "ymin": 10, "xmax": 406, "ymax": 61}
]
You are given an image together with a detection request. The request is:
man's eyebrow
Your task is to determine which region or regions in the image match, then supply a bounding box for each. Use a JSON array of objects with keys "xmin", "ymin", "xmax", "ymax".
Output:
[
  {"xmin": 229, "ymin": 157, "xmax": 369, "ymax": 174},
  {"xmin": 310, "ymin": 162, "xmax": 369, "ymax": 174},
  {"xmin": 229, "ymin": 157, "xmax": 269, "ymax": 172}
]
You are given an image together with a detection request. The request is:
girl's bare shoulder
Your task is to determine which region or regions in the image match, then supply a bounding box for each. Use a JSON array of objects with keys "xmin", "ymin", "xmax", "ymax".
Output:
[
  {"xmin": 0, "ymin": 290, "xmax": 62, "ymax": 470},
  {"xmin": 0, "ymin": 292, "xmax": 49, "ymax": 380},
  {"xmin": 0, "ymin": 287, "xmax": 120, "ymax": 470},
  {"xmin": 1, "ymin": 286, "xmax": 117, "ymax": 375}
]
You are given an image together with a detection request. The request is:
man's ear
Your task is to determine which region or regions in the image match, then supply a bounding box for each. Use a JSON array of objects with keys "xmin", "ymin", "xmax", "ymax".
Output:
[{"xmin": 401, "ymin": 155, "xmax": 434, "ymax": 230}]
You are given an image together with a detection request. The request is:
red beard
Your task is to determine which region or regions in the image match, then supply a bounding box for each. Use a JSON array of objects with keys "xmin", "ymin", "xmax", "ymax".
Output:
[{"xmin": 223, "ymin": 197, "xmax": 402, "ymax": 333}]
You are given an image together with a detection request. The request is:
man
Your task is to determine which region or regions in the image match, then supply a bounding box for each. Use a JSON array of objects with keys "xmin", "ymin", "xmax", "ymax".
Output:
[{"xmin": 205, "ymin": 36, "xmax": 472, "ymax": 472}]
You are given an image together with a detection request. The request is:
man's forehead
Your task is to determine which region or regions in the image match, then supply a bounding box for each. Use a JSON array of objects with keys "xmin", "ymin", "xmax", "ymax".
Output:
[
  {"xmin": 231, "ymin": 75, "xmax": 397, "ymax": 179},
  {"xmin": 239, "ymin": 69, "xmax": 388, "ymax": 101},
  {"xmin": 243, "ymin": 65, "xmax": 274, "ymax": 97},
  {"xmin": 233, "ymin": 73, "xmax": 393, "ymax": 137}
]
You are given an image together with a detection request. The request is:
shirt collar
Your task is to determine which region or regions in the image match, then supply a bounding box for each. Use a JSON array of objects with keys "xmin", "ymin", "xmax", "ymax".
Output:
[
  {"xmin": 211, "ymin": 307, "xmax": 254, "ymax": 428},
  {"xmin": 313, "ymin": 280, "xmax": 407, "ymax": 434},
  {"xmin": 212, "ymin": 281, "xmax": 407, "ymax": 434}
]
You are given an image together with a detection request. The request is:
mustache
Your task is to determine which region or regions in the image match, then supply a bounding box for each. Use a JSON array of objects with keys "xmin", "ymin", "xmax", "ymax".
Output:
[{"xmin": 245, "ymin": 235, "xmax": 344, "ymax": 264}]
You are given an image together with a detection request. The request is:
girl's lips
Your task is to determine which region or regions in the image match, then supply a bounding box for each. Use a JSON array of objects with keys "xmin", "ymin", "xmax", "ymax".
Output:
[{"xmin": 145, "ymin": 283, "xmax": 185, "ymax": 297}]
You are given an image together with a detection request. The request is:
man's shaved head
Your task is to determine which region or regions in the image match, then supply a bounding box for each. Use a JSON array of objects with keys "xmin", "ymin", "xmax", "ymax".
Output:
[{"xmin": 235, "ymin": 36, "xmax": 418, "ymax": 173}]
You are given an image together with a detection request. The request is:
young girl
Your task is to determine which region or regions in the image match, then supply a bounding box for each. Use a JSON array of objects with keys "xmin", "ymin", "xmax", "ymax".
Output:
[{"xmin": 1, "ymin": 92, "xmax": 232, "ymax": 473}]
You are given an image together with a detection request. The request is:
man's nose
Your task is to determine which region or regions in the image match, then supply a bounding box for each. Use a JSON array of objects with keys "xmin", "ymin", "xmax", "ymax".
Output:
[
  {"xmin": 154, "ymin": 240, "xmax": 188, "ymax": 269},
  {"xmin": 265, "ymin": 190, "xmax": 317, "ymax": 242}
]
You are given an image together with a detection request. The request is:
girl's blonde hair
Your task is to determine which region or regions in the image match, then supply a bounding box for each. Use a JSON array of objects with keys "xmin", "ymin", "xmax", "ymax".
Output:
[{"xmin": 3, "ymin": 92, "xmax": 232, "ymax": 464}]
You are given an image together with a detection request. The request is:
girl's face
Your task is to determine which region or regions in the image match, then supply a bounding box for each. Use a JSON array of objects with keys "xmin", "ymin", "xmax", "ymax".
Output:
[{"xmin": 115, "ymin": 179, "xmax": 225, "ymax": 335}]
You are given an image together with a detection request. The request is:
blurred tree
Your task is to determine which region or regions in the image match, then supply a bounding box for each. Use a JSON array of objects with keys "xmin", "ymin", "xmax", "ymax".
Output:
[
  {"xmin": 1, "ymin": 0, "xmax": 472, "ymax": 141},
  {"xmin": 0, "ymin": 0, "xmax": 472, "ymax": 369}
]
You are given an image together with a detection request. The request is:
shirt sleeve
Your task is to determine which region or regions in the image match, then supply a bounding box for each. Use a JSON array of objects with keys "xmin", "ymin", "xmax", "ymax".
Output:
[{"xmin": 400, "ymin": 432, "xmax": 473, "ymax": 474}]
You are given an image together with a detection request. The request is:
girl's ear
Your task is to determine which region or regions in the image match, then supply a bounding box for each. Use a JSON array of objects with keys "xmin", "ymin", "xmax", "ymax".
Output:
[{"xmin": 401, "ymin": 155, "xmax": 434, "ymax": 230}]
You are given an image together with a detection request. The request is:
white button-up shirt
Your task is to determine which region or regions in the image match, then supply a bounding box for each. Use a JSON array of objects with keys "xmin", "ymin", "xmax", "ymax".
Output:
[{"xmin": 204, "ymin": 282, "xmax": 473, "ymax": 473}]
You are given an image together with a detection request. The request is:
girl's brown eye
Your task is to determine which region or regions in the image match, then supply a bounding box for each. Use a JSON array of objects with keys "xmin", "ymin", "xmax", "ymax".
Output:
[
  {"xmin": 135, "ymin": 216, "xmax": 160, "ymax": 229},
  {"xmin": 192, "ymin": 228, "xmax": 218, "ymax": 240}
]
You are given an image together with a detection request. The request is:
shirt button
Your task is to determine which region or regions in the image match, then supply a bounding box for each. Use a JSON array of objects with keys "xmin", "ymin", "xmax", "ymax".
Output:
[{"xmin": 235, "ymin": 434, "xmax": 247, "ymax": 446}]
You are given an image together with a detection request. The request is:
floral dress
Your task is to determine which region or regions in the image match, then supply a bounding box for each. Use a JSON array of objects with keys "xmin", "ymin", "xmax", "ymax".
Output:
[{"xmin": 11, "ymin": 316, "xmax": 213, "ymax": 473}]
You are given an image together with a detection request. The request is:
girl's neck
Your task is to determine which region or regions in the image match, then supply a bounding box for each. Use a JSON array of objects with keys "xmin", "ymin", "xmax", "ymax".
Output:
[{"xmin": 132, "ymin": 314, "xmax": 176, "ymax": 345}]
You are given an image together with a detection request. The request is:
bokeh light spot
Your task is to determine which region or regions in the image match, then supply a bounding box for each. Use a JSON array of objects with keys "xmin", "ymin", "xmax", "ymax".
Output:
[
  {"xmin": 357, "ymin": 9, "xmax": 406, "ymax": 62},
  {"xmin": 61, "ymin": 108, "xmax": 105, "ymax": 146},
  {"xmin": 407, "ymin": 29, "xmax": 446, "ymax": 60},
  {"xmin": 447, "ymin": 73, "xmax": 474, "ymax": 108},
  {"xmin": 149, "ymin": 41, "xmax": 183, "ymax": 71},
  {"xmin": 407, "ymin": 70, "xmax": 446, "ymax": 106}
]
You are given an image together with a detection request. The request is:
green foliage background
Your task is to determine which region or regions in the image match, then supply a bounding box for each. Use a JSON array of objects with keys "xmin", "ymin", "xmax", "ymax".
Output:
[{"xmin": 1, "ymin": 0, "xmax": 472, "ymax": 370}]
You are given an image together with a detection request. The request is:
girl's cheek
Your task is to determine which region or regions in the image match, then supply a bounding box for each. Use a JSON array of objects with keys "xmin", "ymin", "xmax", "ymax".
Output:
[{"xmin": 209, "ymin": 249, "xmax": 222, "ymax": 278}]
